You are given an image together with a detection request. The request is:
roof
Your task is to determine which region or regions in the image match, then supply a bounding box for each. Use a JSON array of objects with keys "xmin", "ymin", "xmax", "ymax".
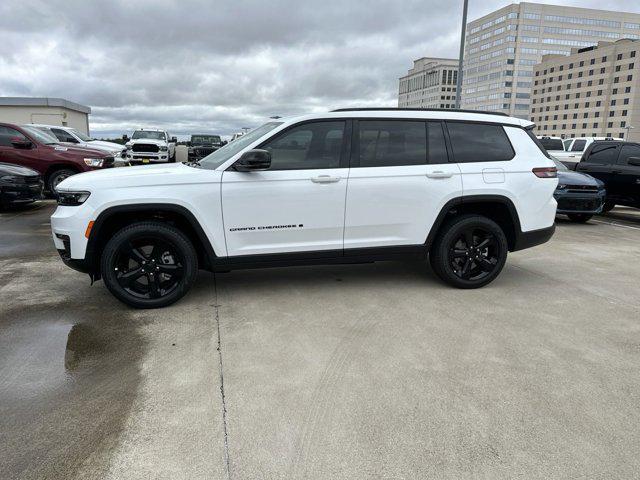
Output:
[{"xmin": 0, "ymin": 97, "xmax": 91, "ymax": 114}]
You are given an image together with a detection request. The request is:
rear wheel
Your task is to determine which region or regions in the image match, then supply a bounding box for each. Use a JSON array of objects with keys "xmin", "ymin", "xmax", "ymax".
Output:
[
  {"xmin": 101, "ymin": 222, "xmax": 198, "ymax": 308},
  {"xmin": 47, "ymin": 168, "xmax": 77, "ymax": 194},
  {"xmin": 567, "ymin": 213, "xmax": 592, "ymax": 223},
  {"xmin": 430, "ymin": 215, "xmax": 508, "ymax": 289}
]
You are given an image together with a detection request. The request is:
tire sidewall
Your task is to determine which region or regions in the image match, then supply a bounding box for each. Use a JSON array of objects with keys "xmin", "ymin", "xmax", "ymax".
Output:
[{"xmin": 101, "ymin": 223, "xmax": 198, "ymax": 308}]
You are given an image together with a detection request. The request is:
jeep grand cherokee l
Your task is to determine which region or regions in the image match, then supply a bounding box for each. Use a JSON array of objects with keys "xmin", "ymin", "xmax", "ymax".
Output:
[
  {"xmin": 0, "ymin": 123, "xmax": 115, "ymax": 192},
  {"xmin": 51, "ymin": 109, "xmax": 557, "ymax": 308}
]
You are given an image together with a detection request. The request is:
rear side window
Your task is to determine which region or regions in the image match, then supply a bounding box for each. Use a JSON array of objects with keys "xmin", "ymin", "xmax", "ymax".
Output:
[
  {"xmin": 585, "ymin": 144, "xmax": 619, "ymax": 164},
  {"xmin": 563, "ymin": 139, "xmax": 573, "ymax": 150},
  {"xmin": 539, "ymin": 138, "xmax": 564, "ymax": 151},
  {"xmin": 427, "ymin": 121, "xmax": 449, "ymax": 164},
  {"xmin": 446, "ymin": 122, "xmax": 515, "ymax": 162},
  {"xmin": 570, "ymin": 139, "xmax": 587, "ymax": 152},
  {"xmin": 358, "ymin": 121, "xmax": 427, "ymax": 167}
]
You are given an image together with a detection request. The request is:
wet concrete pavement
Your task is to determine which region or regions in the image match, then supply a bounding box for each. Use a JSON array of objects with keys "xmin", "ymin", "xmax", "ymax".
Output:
[{"xmin": 1, "ymin": 202, "xmax": 640, "ymax": 479}]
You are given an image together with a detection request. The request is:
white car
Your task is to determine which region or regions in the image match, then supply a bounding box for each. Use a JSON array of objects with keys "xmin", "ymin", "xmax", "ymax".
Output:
[
  {"xmin": 124, "ymin": 129, "xmax": 176, "ymax": 164},
  {"xmin": 553, "ymin": 137, "xmax": 618, "ymax": 164},
  {"xmin": 30, "ymin": 124, "xmax": 127, "ymax": 161},
  {"xmin": 51, "ymin": 108, "xmax": 558, "ymax": 308}
]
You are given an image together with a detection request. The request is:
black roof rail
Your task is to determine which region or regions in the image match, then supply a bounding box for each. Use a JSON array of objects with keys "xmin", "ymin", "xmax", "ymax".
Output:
[{"xmin": 330, "ymin": 107, "xmax": 510, "ymax": 117}]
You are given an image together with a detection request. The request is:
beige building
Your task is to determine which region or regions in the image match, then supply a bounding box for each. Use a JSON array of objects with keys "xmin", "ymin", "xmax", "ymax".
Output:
[
  {"xmin": 531, "ymin": 39, "xmax": 639, "ymax": 141},
  {"xmin": 0, "ymin": 97, "xmax": 91, "ymax": 134},
  {"xmin": 462, "ymin": 2, "xmax": 640, "ymax": 119},
  {"xmin": 398, "ymin": 57, "xmax": 459, "ymax": 108}
]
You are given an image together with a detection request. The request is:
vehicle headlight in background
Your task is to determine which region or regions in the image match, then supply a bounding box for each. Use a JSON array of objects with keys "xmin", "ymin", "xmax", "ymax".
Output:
[
  {"xmin": 84, "ymin": 158, "xmax": 104, "ymax": 167},
  {"xmin": 57, "ymin": 191, "xmax": 91, "ymax": 206},
  {"xmin": 160, "ymin": 146, "xmax": 168, "ymax": 151}
]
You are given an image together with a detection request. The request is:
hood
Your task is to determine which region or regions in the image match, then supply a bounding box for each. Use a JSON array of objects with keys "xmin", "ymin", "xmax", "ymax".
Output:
[
  {"xmin": 557, "ymin": 170, "xmax": 603, "ymax": 187},
  {"xmin": 85, "ymin": 140, "xmax": 125, "ymax": 152},
  {"xmin": 0, "ymin": 162, "xmax": 40, "ymax": 177},
  {"xmin": 46, "ymin": 143, "xmax": 112, "ymax": 157},
  {"xmin": 56, "ymin": 162, "xmax": 220, "ymax": 191}
]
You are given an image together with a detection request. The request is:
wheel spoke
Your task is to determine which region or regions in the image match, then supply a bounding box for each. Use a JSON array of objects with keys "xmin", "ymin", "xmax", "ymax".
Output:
[
  {"xmin": 477, "ymin": 257, "xmax": 495, "ymax": 272},
  {"xmin": 460, "ymin": 258, "xmax": 472, "ymax": 279},
  {"xmin": 149, "ymin": 275, "xmax": 161, "ymax": 298},
  {"xmin": 464, "ymin": 230, "xmax": 474, "ymax": 248},
  {"xmin": 125, "ymin": 242, "xmax": 148, "ymax": 264},
  {"xmin": 118, "ymin": 267, "xmax": 144, "ymax": 287},
  {"xmin": 157, "ymin": 264, "xmax": 183, "ymax": 276},
  {"xmin": 452, "ymin": 249, "xmax": 467, "ymax": 259},
  {"xmin": 476, "ymin": 236, "xmax": 493, "ymax": 249}
]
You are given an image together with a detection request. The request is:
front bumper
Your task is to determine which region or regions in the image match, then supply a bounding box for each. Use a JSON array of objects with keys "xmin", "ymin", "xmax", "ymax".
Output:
[
  {"xmin": 0, "ymin": 181, "xmax": 43, "ymax": 206},
  {"xmin": 125, "ymin": 152, "xmax": 169, "ymax": 164},
  {"xmin": 554, "ymin": 191, "xmax": 606, "ymax": 214}
]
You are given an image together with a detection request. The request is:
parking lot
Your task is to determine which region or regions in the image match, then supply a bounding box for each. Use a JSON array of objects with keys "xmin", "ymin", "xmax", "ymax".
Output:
[{"xmin": 1, "ymin": 201, "xmax": 639, "ymax": 479}]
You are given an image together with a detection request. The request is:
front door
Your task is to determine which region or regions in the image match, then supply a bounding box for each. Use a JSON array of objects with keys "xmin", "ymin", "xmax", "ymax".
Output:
[
  {"xmin": 576, "ymin": 143, "xmax": 622, "ymax": 196},
  {"xmin": 0, "ymin": 126, "xmax": 41, "ymax": 172},
  {"xmin": 615, "ymin": 143, "xmax": 640, "ymax": 206},
  {"xmin": 344, "ymin": 120, "xmax": 462, "ymax": 249},
  {"xmin": 221, "ymin": 120, "xmax": 349, "ymax": 256}
]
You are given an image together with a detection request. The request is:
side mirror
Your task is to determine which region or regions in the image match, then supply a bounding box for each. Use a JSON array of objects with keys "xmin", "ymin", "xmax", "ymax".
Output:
[
  {"xmin": 233, "ymin": 149, "xmax": 271, "ymax": 172},
  {"xmin": 628, "ymin": 156, "xmax": 640, "ymax": 167},
  {"xmin": 171, "ymin": 137, "xmax": 178, "ymax": 143},
  {"xmin": 10, "ymin": 137, "xmax": 32, "ymax": 149},
  {"xmin": 122, "ymin": 134, "xmax": 129, "ymax": 142}
]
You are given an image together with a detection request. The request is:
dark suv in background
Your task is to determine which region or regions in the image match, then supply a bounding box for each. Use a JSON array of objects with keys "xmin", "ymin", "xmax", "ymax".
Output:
[
  {"xmin": 187, "ymin": 134, "xmax": 223, "ymax": 161},
  {"xmin": 576, "ymin": 141, "xmax": 640, "ymax": 212},
  {"xmin": 0, "ymin": 123, "xmax": 114, "ymax": 192}
]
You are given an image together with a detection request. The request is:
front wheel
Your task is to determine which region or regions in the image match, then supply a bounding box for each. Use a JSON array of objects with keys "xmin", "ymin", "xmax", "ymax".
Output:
[
  {"xmin": 47, "ymin": 168, "xmax": 77, "ymax": 194},
  {"xmin": 101, "ymin": 222, "xmax": 198, "ymax": 308},
  {"xmin": 567, "ymin": 213, "xmax": 593, "ymax": 223},
  {"xmin": 430, "ymin": 215, "xmax": 508, "ymax": 289}
]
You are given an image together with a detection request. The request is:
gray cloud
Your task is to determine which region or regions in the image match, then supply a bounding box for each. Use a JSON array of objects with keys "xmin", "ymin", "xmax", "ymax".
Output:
[{"xmin": 0, "ymin": 0, "xmax": 638, "ymax": 137}]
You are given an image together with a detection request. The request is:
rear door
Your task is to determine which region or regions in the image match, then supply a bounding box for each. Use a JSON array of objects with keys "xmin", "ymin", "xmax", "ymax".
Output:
[
  {"xmin": 343, "ymin": 119, "xmax": 462, "ymax": 249},
  {"xmin": 615, "ymin": 143, "xmax": 640, "ymax": 206},
  {"xmin": 576, "ymin": 143, "xmax": 622, "ymax": 195}
]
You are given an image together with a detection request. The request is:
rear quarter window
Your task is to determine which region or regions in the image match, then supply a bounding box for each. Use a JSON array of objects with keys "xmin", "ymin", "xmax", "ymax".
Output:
[{"xmin": 445, "ymin": 122, "xmax": 515, "ymax": 163}]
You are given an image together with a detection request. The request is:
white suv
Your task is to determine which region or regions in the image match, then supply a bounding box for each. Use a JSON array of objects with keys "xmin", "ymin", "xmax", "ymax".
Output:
[{"xmin": 51, "ymin": 109, "xmax": 558, "ymax": 308}]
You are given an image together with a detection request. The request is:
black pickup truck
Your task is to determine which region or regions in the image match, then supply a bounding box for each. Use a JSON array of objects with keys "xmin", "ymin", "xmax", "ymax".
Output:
[{"xmin": 575, "ymin": 141, "xmax": 640, "ymax": 212}]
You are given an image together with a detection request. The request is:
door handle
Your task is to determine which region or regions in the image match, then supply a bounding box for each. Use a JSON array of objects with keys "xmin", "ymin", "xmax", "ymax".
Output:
[
  {"xmin": 426, "ymin": 171, "xmax": 453, "ymax": 179},
  {"xmin": 311, "ymin": 175, "xmax": 340, "ymax": 184}
]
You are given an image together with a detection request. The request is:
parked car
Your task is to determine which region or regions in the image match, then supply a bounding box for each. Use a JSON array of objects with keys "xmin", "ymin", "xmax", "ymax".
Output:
[
  {"xmin": 537, "ymin": 136, "xmax": 565, "ymax": 154},
  {"xmin": 554, "ymin": 137, "xmax": 618, "ymax": 166},
  {"xmin": 552, "ymin": 158, "xmax": 605, "ymax": 223},
  {"xmin": 0, "ymin": 162, "xmax": 43, "ymax": 208},
  {"xmin": 575, "ymin": 140, "xmax": 640, "ymax": 212},
  {"xmin": 188, "ymin": 134, "xmax": 223, "ymax": 161},
  {"xmin": 51, "ymin": 108, "xmax": 558, "ymax": 308},
  {"xmin": 124, "ymin": 129, "xmax": 177, "ymax": 164},
  {"xmin": 30, "ymin": 124, "xmax": 127, "ymax": 162},
  {"xmin": 0, "ymin": 123, "xmax": 115, "ymax": 192}
]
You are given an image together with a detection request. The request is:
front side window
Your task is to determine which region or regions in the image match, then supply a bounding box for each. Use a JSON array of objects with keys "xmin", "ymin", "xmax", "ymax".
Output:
[
  {"xmin": 446, "ymin": 122, "xmax": 514, "ymax": 162},
  {"xmin": 585, "ymin": 144, "xmax": 619, "ymax": 164},
  {"xmin": 358, "ymin": 121, "xmax": 427, "ymax": 167},
  {"xmin": 571, "ymin": 139, "xmax": 587, "ymax": 152},
  {"xmin": 261, "ymin": 121, "xmax": 345, "ymax": 170},
  {"xmin": 0, "ymin": 126, "xmax": 27, "ymax": 147},
  {"xmin": 618, "ymin": 144, "xmax": 640, "ymax": 165}
]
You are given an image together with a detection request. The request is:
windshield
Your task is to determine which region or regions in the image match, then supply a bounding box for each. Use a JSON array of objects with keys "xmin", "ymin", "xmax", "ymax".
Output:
[
  {"xmin": 22, "ymin": 125, "xmax": 59, "ymax": 144},
  {"xmin": 552, "ymin": 158, "xmax": 569, "ymax": 171},
  {"xmin": 132, "ymin": 130, "xmax": 166, "ymax": 140},
  {"xmin": 192, "ymin": 135, "xmax": 221, "ymax": 144},
  {"xmin": 199, "ymin": 122, "xmax": 283, "ymax": 170},
  {"xmin": 70, "ymin": 129, "xmax": 92, "ymax": 142}
]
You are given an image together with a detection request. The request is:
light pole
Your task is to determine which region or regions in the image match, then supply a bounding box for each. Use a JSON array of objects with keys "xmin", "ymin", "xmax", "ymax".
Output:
[
  {"xmin": 625, "ymin": 125, "xmax": 634, "ymax": 140},
  {"xmin": 455, "ymin": 0, "xmax": 469, "ymax": 109}
]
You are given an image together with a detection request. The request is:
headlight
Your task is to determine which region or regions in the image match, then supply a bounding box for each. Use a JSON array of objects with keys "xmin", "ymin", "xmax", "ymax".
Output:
[
  {"xmin": 84, "ymin": 158, "xmax": 104, "ymax": 167},
  {"xmin": 160, "ymin": 146, "xmax": 168, "ymax": 151},
  {"xmin": 57, "ymin": 191, "xmax": 91, "ymax": 206}
]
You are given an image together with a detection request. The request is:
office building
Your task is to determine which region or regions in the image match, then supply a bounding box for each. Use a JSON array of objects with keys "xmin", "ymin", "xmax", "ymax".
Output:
[
  {"xmin": 398, "ymin": 57, "xmax": 459, "ymax": 108},
  {"xmin": 462, "ymin": 2, "xmax": 640, "ymax": 118}
]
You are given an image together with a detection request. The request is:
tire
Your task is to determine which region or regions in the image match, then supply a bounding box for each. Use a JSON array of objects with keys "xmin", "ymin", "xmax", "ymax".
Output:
[
  {"xmin": 47, "ymin": 168, "xmax": 77, "ymax": 194},
  {"xmin": 429, "ymin": 215, "xmax": 508, "ymax": 289},
  {"xmin": 567, "ymin": 213, "xmax": 593, "ymax": 223},
  {"xmin": 602, "ymin": 202, "xmax": 615, "ymax": 213},
  {"xmin": 100, "ymin": 221, "xmax": 198, "ymax": 308},
  {"xmin": 169, "ymin": 151, "xmax": 176, "ymax": 163}
]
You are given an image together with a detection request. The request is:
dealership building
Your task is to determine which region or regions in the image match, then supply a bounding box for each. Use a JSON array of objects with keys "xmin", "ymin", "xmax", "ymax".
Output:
[
  {"xmin": 0, "ymin": 97, "xmax": 91, "ymax": 134},
  {"xmin": 531, "ymin": 39, "xmax": 640, "ymax": 141},
  {"xmin": 461, "ymin": 2, "xmax": 640, "ymax": 119},
  {"xmin": 398, "ymin": 57, "xmax": 460, "ymax": 108}
]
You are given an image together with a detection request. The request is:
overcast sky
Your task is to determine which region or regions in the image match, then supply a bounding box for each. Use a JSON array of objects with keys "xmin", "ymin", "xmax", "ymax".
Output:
[{"xmin": 1, "ymin": 0, "xmax": 638, "ymax": 138}]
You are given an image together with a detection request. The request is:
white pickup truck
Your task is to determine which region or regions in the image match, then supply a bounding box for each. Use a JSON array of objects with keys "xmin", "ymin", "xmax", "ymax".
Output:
[{"xmin": 124, "ymin": 129, "xmax": 177, "ymax": 164}]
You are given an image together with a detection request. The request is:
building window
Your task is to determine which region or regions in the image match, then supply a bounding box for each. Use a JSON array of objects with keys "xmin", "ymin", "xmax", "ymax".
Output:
[
  {"xmin": 617, "ymin": 53, "xmax": 623, "ymax": 61},
  {"xmin": 627, "ymin": 75, "xmax": 633, "ymax": 81}
]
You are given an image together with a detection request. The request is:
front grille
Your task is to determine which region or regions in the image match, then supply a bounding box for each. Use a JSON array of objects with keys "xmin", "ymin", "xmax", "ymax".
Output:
[
  {"xmin": 566, "ymin": 185, "xmax": 598, "ymax": 193},
  {"xmin": 132, "ymin": 143, "xmax": 160, "ymax": 153},
  {"xmin": 195, "ymin": 147, "xmax": 215, "ymax": 156},
  {"xmin": 557, "ymin": 197, "xmax": 601, "ymax": 211},
  {"xmin": 24, "ymin": 175, "xmax": 41, "ymax": 185}
]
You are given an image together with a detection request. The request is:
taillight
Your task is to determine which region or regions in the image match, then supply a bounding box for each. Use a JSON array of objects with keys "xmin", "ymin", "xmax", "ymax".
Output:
[{"xmin": 532, "ymin": 167, "xmax": 557, "ymax": 178}]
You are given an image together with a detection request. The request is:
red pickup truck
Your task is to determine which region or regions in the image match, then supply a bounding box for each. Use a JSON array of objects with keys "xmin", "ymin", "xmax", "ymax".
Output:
[{"xmin": 0, "ymin": 122, "xmax": 115, "ymax": 192}]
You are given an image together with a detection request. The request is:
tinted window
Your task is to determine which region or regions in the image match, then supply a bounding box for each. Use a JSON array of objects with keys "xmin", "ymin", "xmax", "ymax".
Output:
[
  {"xmin": 539, "ymin": 138, "xmax": 564, "ymax": 151},
  {"xmin": 358, "ymin": 121, "xmax": 427, "ymax": 167},
  {"xmin": 585, "ymin": 144, "xmax": 619, "ymax": 164},
  {"xmin": 571, "ymin": 139, "xmax": 587, "ymax": 152},
  {"xmin": 563, "ymin": 139, "xmax": 573, "ymax": 149},
  {"xmin": 261, "ymin": 121, "xmax": 344, "ymax": 170},
  {"xmin": 446, "ymin": 122, "xmax": 514, "ymax": 162},
  {"xmin": 427, "ymin": 121, "xmax": 448, "ymax": 164},
  {"xmin": 618, "ymin": 144, "xmax": 640, "ymax": 165},
  {"xmin": 0, "ymin": 126, "xmax": 27, "ymax": 147},
  {"xmin": 52, "ymin": 128, "xmax": 77, "ymax": 143}
]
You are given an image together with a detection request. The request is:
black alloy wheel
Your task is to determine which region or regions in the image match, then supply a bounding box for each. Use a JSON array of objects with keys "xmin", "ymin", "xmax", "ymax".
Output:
[
  {"xmin": 430, "ymin": 215, "xmax": 508, "ymax": 289},
  {"xmin": 101, "ymin": 222, "xmax": 197, "ymax": 308}
]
